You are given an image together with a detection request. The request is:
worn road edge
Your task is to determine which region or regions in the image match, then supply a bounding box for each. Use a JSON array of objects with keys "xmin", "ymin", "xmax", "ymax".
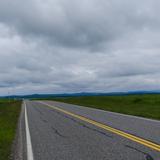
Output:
[{"xmin": 24, "ymin": 102, "xmax": 34, "ymax": 160}]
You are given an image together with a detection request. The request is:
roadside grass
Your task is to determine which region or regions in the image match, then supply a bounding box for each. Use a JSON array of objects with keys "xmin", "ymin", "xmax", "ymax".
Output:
[
  {"xmin": 0, "ymin": 100, "xmax": 21, "ymax": 160},
  {"xmin": 45, "ymin": 94, "xmax": 160, "ymax": 120}
]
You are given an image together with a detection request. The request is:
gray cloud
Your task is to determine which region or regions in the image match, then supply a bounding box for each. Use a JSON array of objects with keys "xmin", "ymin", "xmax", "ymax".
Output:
[{"xmin": 0, "ymin": 0, "xmax": 160, "ymax": 95}]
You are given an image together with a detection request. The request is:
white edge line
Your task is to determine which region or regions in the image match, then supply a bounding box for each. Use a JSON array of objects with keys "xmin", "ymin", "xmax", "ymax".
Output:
[
  {"xmin": 83, "ymin": 106, "xmax": 160, "ymax": 123},
  {"xmin": 38, "ymin": 100, "xmax": 160, "ymax": 123},
  {"xmin": 24, "ymin": 101, "xmax": 34, "ymax": 160},
  {"xmin": 84, "ymin": 105, "xmax": 160, "ymax": 123},
  {"xmin": 98, "ymin": 109, "xmax": 160, "ymax": 123}
]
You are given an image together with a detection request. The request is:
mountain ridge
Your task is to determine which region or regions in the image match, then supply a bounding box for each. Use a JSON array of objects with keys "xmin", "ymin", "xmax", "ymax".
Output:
[{"xmin": 2, "ymin": 90, "xmax": 160, "ymax": 99}]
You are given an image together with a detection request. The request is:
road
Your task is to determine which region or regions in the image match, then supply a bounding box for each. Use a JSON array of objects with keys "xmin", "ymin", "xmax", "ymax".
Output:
[{"xmin": 18, "ymin": 100, "xmax": 160, "ymax": 160}]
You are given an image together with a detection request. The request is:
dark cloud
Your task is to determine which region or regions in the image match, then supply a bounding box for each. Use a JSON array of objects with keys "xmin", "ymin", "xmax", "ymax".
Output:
[{"xmin": 0, "ymin": 0, "xmax": 160, "ymax": 95}]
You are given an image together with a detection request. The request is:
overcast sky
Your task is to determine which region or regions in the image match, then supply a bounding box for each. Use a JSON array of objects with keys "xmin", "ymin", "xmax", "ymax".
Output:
[{"xmin": 0, "ymin": 0, "xmax": 160, "ymax": 95}]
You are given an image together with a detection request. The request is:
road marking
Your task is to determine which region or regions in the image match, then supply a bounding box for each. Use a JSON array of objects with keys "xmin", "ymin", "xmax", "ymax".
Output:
[
  {"xmin": 39, "ymin": 101, "xmax": 160, "ymax": 152},
  {"xmin": 61, "ymin": 101, "xmax": 160, "ymax": 123},
  {"xmin": 91, "ymin": 107, "xmax": 160, "ymax": 123},
  {"xmin": 52, "ymin": 101, "xmax": 160, "ymax": 123},
  {"xmin": 24, "ymin": 101, "xmax": 34, "ymax": 160},
  {"xmin": 44, "ymin": 100, "xmax": 160, "ymax": 123}
]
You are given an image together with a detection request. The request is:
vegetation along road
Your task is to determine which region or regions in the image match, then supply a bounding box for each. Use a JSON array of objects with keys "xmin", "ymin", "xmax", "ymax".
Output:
[{"xmin": 0, "ymin": 100, "xmax": 21, "ymax": 160}]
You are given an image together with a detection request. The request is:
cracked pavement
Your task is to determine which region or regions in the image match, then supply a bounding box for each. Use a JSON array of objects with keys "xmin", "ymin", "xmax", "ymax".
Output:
[{"xmin": 21, "ymin": 100, "xmax": 160, "ymax": 160}]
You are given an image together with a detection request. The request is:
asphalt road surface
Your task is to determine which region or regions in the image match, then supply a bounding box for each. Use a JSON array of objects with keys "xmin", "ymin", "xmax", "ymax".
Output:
[{"xmin": 19, "ymin": 100, "xmax": 160, "ymax": 160}]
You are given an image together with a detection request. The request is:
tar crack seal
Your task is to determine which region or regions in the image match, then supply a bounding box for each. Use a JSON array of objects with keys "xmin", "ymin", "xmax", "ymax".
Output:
[
  {"xmin": 52, "ymin": 110, "xmax": 112, "ymax": 139},
  {"xmin": 51, "ymin": 126, "xmax": 67, "ymax": 138},
  {"xmin": 125, "ymin": 145, "xmax": 154, "ymax": 160}
]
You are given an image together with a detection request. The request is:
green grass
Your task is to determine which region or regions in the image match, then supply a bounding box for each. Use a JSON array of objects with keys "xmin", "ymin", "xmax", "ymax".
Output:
[
  {"xmin": 0, "ymin": 100, "xmax": 21, "ymax": 160},
  {"xmin": 47, "ymin": 94, "xmax": 160, "ymax": 120}
]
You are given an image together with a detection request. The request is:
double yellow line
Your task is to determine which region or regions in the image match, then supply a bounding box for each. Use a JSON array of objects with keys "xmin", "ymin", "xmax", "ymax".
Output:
[{"xmin": 40, "ymin": 102, "xmax": 160, "ymax": 152}]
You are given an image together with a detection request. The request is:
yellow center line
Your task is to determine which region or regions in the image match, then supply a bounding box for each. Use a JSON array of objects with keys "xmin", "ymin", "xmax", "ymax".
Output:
[{"xmin": 40, "ymin": 102, "xmax": 160, "ymax": 152}]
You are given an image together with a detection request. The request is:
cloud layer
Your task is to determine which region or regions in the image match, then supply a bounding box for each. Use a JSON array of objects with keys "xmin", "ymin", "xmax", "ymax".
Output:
[{"xmin": 0, "ymin": 0, "xmax": 160, "ymax": 95}]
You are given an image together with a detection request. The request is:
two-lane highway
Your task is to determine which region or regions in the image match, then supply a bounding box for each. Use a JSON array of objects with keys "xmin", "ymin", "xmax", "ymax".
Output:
[{"xmin": 20, "ymin": 100, "xmax": 160, "ymax": 160}]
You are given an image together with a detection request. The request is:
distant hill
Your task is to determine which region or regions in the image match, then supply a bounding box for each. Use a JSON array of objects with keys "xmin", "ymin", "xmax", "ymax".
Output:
[{"xmin": 1, "ymin": 90, "xmax": 160, "ymax": 99}]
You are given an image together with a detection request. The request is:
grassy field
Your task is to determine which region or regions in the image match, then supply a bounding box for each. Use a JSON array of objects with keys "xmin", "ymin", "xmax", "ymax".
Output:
[
  {"xmin": 47, "ymin": 94, "xmax": 160, "ymax": 120},
  {"xmin": 0, "ymin": 100, "xmax": 21, "ymax": 160}
]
